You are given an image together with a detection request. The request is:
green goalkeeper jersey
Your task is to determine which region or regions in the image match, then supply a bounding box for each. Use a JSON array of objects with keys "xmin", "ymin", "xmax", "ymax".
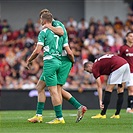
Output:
[
  {"xmin": 52, "ymin": 20, "xmax": 69, "ymax": 60},
  {"xmin": 52, "ymin": 20, "xmax": 72, "ymax": 85},
  {"xmin": 37, "ymin": 28, "xmax": 64, "ymax": 60}
]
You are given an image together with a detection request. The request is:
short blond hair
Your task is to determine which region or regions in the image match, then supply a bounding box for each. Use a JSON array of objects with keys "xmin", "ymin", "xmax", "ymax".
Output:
[
  {"xmin": 41, "ymin": 12, "xmax": 53, "ymax": 23},
  {"xmin": 39, "ymin": 9, "xmax": 50, "ymax": 17}
]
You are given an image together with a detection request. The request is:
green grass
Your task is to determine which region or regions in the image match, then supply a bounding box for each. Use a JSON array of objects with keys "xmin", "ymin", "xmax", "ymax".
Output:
[{"xmin": 0, "ymin": 109, "xmax": 133, "ymax": 133}]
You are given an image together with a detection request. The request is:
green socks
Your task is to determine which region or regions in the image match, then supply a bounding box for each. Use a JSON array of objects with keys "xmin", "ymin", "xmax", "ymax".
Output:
[
  {"xmin": 68, "ymin": 96, "xmax": 82, "ymax": 109},
  {"xmin": 36, "ymin": 97, "xmax": 82, "ymax": 117},
  {"xmin": 54, "ymin": 105, "xmax": 62, "ymax": 118},
  {"xmin": 36, "ymin": 102, "xmax": 45, "ymax": 115}
]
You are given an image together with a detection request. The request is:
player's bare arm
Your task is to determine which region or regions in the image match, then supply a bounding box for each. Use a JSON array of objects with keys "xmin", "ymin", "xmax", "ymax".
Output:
[
  {"xmin": 26, "ymin": 44, "xmax": 43, "ymax": 69},
  {"xmin": 96, "ymin": 77, "xmax": 104, "ymax": 110},
  {"xmin": 43, "ymin": 23, "xmax": 64, "ymax": 36},
  {"xmin": 64, "ymin": 46, "xmax": 75, "ymax": 63}
]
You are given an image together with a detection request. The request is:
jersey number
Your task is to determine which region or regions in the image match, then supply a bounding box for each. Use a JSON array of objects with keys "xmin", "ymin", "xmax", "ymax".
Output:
[
  {"xmin": 95, "ymin": 54, "xmax": 114, "ymax": 62},
  {"xmin": 54, "ymin": 35, "xmax": 59, "ymax": 49}
]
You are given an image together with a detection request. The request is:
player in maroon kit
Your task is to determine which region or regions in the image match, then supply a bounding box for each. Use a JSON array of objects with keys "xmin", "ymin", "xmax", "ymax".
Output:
[
  {"xmin": 84, "ymin": 54, "xmax": 130, "ymax": 118},
  {"xmin": 118, "ymin": 31, "xmax": 133, "ymax": 113}
]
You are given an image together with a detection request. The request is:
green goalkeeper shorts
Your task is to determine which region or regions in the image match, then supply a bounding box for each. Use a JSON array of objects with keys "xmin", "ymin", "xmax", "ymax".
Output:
[
  {"xmin": 57, "ymin": 56, "xmax": 72, "ymax": 85},
  {"xmin": 40, "ymin": 58, "xmax": 62, "ymax": 87}
]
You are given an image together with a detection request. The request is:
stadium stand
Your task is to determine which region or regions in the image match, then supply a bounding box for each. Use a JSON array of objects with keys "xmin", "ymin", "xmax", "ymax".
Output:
[{"xmin": 0, "ymin": 12, "xmax": 133, "ymax": 90}]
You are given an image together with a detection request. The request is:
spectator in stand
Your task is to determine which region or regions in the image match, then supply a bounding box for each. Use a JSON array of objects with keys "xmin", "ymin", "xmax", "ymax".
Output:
[
  {"xmin": 66, "ymin": 17, "xmax": 77, "ymax": 30},
  {"xmin": 5, "ymin": 45, "xmax": 16, "ymax": 66},
  {"xmin": 102, "ymin": 39, "xmax": 111, "ymax": 53},
  {"xmin": 24, "ymin": 18, "xmax": 34, "ymax": 33},
  {"xmin": 67, "ymin": 25, "xmax": 77, "ymax": 41},
  {"xmin": 77, "ymin": 18, "xmax": 88, "ymax": 40},
  {"xmin": 2, "ymin": 19, "xmax": 11, "ymax": 32},
  {"xmin": 96, "ymin": 19, "xmax": 103, "ymax": 27},
  {"xmin": 122, "ymin": 25, "xmax": 130, "ymax": 38},
  {"xmin": 83, "ymin": 33, "xmax": 95, "ymax": 46},
  {"xmin": 114, "ymin": 17, "xmax": 123, "ymax": 32},
  {"xmin": 89, "ymin": 17, "xmax": 96, "ymax": 27},
  {"xmin": 105, "ymin": 25, "xmax": 115, "ymax": 47},
  {"xmin": 87, "ymin": 24, "xmax": 96, "ymax": 37},
  {"xmin": 125, "ymin": 14, "xmax": 132, "ymax": 28},
  {"xmin": 96, "ymin": 25, "xmax": 105, "ymax": 36},
  {"xmin": 103, "ymin": 16, "xmax": 112, "ymax": 27},
  {"xmin": 78, "ymin": 18, "xmax": 89, "ymax": 30},
  {"xmin": 26, "ymin": 27, "xmax": 36, "ymax": 39},
  {"xmin": 114, "ymin": 33, "xmax": 123, "ymax": 45},
  {"xmin": 34, "ymin": 19, "xmax": 42, "ymax": 35}
]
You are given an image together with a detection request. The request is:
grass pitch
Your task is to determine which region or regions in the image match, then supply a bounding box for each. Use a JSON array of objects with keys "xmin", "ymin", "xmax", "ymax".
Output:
[{"xmin": 0, "ymin": 109, "xmax": 133, "ymax": 133}]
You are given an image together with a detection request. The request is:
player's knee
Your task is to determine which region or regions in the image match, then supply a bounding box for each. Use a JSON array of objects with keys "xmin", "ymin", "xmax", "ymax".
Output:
[
  {"xmin": 36, "ymin": 85, "xmax": 43, "ymax": 92},
  {"xmin": 117, "ymin": 88, "xmax": 124, "ymax": 93},
  {"xmin": 128, "ymin": 87, "xmax": 133, "ymax": 94},
  {"xmin": 49, "ymin": 89, "xmax": 58, "ymax": 97}
]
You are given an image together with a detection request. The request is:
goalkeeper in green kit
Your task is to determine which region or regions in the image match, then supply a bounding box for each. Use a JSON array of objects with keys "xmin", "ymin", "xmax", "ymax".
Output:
[{"xmin": 27, "ymin": 9, "xmax": 87, "ymax": 124}]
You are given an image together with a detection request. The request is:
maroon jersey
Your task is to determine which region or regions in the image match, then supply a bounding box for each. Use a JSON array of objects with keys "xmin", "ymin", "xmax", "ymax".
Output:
[
  {"xmin": 118, "ymin": 44, "xmax": 133, "ymax": 73},
  {"xmin": 92, "ymin": 54, "xmax": 127, "ymax": 79}
]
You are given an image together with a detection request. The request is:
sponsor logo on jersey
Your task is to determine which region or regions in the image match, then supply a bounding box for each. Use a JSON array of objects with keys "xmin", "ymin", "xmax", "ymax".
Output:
[{"xmin": 126, "ymin": 53, "xmax": 133, "ymax": 56}]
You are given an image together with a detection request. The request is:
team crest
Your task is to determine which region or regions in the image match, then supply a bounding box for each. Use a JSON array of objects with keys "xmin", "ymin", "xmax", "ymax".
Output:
[{"xmin": 126, "ymin": 49, "xmax": 129, "ymax": 52}]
